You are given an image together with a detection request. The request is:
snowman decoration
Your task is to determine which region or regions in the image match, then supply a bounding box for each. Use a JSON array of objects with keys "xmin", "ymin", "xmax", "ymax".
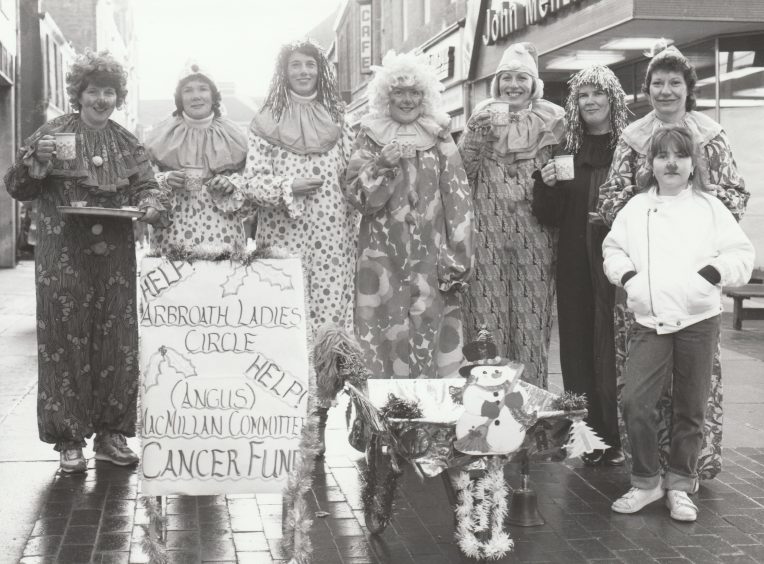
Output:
[{"xmin": 454, "ymin": 330, "xmax": 537, "ymax": 455}]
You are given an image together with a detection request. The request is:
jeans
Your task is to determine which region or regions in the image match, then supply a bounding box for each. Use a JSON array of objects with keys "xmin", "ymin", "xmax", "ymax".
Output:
[{"xmin": 622, "ymin": 315, "xmax": 720, "ymax": 492}]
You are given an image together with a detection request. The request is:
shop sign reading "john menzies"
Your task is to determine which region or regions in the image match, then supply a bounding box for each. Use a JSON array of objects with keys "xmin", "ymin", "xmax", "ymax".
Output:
[{"xmin": 483, "ymin": 0, "xmax": 590, "ymax": 45}]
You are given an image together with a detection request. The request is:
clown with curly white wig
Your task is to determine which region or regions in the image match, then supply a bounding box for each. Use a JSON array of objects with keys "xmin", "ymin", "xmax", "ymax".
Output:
[
  {"xmin": 533, "ymin": 65, "xmax": 628, "ymax": 466},
  {"xmin": 345, "ymin": 50, "xmax": 474, "ymax": 379},
  {"xmin": 457, "ymin": 42, "xmax": 565, "ymax": 389}
]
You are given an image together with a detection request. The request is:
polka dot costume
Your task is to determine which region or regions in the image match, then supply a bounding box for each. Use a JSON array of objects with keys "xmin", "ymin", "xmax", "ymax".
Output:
[
  {"xmin": 235, "ymin": 120, "xmax": 359, "ymax": 338},
  {"xmin": 149, "ymin": 176, "xmax": 246, "ymax": 254}
]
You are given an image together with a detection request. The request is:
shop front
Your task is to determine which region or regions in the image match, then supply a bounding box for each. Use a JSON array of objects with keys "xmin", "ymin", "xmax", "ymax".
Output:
[{"xmin": 467, "ymin": 0, "xmax": 764, "ymax": 271}]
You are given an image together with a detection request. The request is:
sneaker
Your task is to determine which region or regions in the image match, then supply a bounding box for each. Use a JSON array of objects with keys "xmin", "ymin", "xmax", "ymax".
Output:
[
  {"xmin": 611, "ymin": 485, "xmax": 664, "ymax": 514},
  {"xmin": 666, "ymin": 490, "xmax": 698, "ymax": 522},
  {"xmin": 60, "ymin": 447, "xmax": 87, "ymax": 474},
  {"xmin": 94, "ymin": 432, "xmax": 139, "ymax": 466}
]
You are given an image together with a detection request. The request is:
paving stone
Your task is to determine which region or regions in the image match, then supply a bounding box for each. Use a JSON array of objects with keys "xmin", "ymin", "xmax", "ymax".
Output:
[
  {"xmin": 22, "ymin": 535, "xmax": 61, "ymax": 557},
  {"xmin": 69, "ymin": 508, "xmax": 102, "ymax": 526},
  {"xmin": 94, "ymin": 551, "xmax": 131, "ymax": 564},
  {"xmin": 57, "ymin": 544, "xmax": 95, "ymax": 563},
  {"xmin": 232, "ymin": 531, "xmax": 269, "ymax": 552},
  {"xmin": 30, "ymin": 517, "xmax": 68, "ymax": 537},
  {"xmin": 96, "ymin": 532, "xmax": 132, "ymax": 552},
  {"xmin": 63, "ymin": 525, "xmax": 98, "ymax": 545}
]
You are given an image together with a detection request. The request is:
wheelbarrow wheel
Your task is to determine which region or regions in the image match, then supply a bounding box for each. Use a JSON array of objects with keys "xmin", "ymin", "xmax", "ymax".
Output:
[{"xmin": 363, "ymin": 434, "xmax": 401, "ymax": 535}]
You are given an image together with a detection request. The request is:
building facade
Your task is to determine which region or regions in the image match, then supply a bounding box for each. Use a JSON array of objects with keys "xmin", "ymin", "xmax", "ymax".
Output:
[
  {"xmin": 43, "ymin": 0, "xmax": 139, "ymax": 131},
  {"xmin": 0, "ymin": 0, "xmax": 16, "ymax": 267}
]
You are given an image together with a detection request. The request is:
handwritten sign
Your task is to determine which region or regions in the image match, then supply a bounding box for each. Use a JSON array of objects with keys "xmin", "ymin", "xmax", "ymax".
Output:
[{"xmin": 139, "ymin": 258, "xmax": 309, "ymax": 495}]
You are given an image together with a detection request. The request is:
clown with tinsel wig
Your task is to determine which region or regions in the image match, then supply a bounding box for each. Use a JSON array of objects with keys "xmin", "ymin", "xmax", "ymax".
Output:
[
  {"xmin": 208, "ymin": 40, "xmax": 358, "ymax": 455},
  {"xmin": 4, "ymin": 50, "xmax": 169, "ymax": 474},
  {"xmin": 595, "ymin": 41, "xmax": 750, "ymax": 489},
  {"xmin": 533, "ymin": 65, "xmax": 628, "ymax": 468},
  {"xmin": 345, "ymin": 50, "xmax": 474, "ymax": 379},
  {"xmin": 457, "ymin": 42, "xmax": 564, "ymax": 389},
  {"xmin": 146, "ymin": 61, "xmax": 249, "ymax": 255}
]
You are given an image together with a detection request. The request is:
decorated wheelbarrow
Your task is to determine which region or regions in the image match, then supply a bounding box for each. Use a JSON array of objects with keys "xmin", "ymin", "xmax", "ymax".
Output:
[{"xmin": 315, "ymin": 328, "xmax": 607, "ymax": 561}]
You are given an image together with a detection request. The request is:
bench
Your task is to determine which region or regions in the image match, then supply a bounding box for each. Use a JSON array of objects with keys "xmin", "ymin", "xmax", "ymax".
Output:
[{"xmin": 725, "ymin": 284, "xmax": 764, "ymax": 330}]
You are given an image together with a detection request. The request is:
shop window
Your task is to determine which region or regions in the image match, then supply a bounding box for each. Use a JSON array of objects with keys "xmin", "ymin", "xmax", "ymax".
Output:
[{"xmin": 717, "ymin": 33, "xmax": 764, "ymax": 262}]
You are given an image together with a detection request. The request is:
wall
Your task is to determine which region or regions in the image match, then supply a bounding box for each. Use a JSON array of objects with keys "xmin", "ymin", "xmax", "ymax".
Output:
[{"xmin": 0, "ymin": 0, "xmax": 16, "ymax": 266}]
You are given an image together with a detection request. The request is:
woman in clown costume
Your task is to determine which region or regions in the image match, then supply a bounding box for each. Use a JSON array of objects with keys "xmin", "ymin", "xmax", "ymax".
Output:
[{"xmin": 345, "ymin": 51, "xmax": 474, "ymax": 379}]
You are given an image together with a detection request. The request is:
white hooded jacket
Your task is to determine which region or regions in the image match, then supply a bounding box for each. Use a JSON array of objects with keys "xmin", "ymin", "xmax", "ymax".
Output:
[{"xmin": 603, "ymin": 186, "xmax": 754, "ymax": 334}]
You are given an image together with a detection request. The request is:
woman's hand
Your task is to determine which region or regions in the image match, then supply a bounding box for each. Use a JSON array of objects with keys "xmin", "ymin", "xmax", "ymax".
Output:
[
  {"xmin": 35, "ymin": 135, "xmax": 56, "ymax": 164},
  {"xmin": 140, "ymin": 206, "xmax": 161, "ymax": 224},
  {"xmin": 292, "ymin": 177, "xmax": 323, "ymax": 196},
  {"xmin": 467, "ymin": 110, "xmax": 492, "ymax": 134},
  {"xmin": 207, "ymin": 175, "xmax": 235, "ymax": 195},
  {"xmin": 165, "ymin": 170, "xmax": 186, "ymax": 190},
  {"xmin": 540, "ymin": 161, "xmax": 557, "ymax": 187},
  {"xmin": 378, "ymin": 142, "xmax": 401, "ymax": 168}
]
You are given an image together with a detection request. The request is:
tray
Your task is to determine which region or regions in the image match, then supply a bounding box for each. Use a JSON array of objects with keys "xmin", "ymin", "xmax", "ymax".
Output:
[{"xmin": 57, "ymin": 206, "xmax": 143, "ymax": 219}]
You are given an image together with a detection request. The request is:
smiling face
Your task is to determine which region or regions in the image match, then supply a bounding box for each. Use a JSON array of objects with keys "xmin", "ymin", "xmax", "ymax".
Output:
[
  {"xmin": 497, "ymin": 71, "xmax": 533, "ymax": 111},
  {"xmin": 287, "ymin": 51, "xmax": 318, "ymax": 96},
  {"xmin": 577, "ymin": 84, "xmax": 611, "ymax": 134},
  {"xmin": 652, "ymin": 143, "xmax": 693, "ymax": 195},
  {"xmin": 389, "ymin": 86, "xmax": 424, "ymax": 124},
  {"xmin": 78, "ymin": 82, "xmax": 117, "ymax": 129},
  {"xmin": 469, "ymin": 364, "xmax": 517, "ymax": 387},
  {"xmin": 181, "ymin": 79, "xmax": 214, "ymax": 120},
  {"xmin": 649, "ymin": 69, "xmax": 688, "ymax": 122}
]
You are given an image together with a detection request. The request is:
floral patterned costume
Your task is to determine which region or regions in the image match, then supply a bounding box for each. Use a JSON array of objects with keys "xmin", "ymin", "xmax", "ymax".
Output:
[
  {"xmin": 146, "ymin": 113, "xmax": 249, "ymax": 254},
  {"xmin": 598, "ymin": 110, "xmax": 750, "ymax": 479},
  {"xmin": 458, "ymin": 99, "xmax": 564, "ymax": 388},
  {"xmin": 345, "ymin": 121, "xmax": 474, "ymax": 379},
  {"xmin": 4, "ymin": 114, "xmax": 168, "ymax": 451}
]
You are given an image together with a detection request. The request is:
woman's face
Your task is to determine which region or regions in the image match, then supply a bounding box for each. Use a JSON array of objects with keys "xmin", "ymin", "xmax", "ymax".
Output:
[
  {"xmin": 577, "ymin": 84, "xmax": 611, "ymax": 133},
  {"xmin": 652, "ymin": 143, "xmax": 693, "ymax": 194},
  {"xmin": 181, "ymin": 79, "xmax": 214, "ymax": 119},
  {"xmin": 497, "ymin": 71, "xmax": 533, "ymax": 111},
  {"xmin": 78, "ymin": 83, "xmax": 117, "ymax": 129},
  {"xmin": 649, "ymin": 69, "xmax": 688, "ymax": 120},
  {"xmin": 287, "ymin": 52, "xmax": 318, "ymax": 96},
  {"xmin": 389, "ymin": 86, "xmax": 424, "ymax": 124}
]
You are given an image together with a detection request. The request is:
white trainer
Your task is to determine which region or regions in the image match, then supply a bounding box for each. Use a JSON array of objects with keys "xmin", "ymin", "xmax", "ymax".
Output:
[
  {"xmin": 611, "ymin": 485, "xmax": 664, "ymax": 514},
  {"xmin": 666, "ymin": 490, "xmax": 698, "ymax": 522}
]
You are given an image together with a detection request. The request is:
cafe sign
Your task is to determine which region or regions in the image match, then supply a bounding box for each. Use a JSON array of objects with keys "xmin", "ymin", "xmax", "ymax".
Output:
[{"xmin": 483, "ymin": 0, "xmax": 590, "ymax": 46}]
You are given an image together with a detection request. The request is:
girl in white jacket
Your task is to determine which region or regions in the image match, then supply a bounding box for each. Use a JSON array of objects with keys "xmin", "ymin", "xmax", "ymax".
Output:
[{"xmin": 603, "ymin": 126, "xmax": 754, "ymax": 522}]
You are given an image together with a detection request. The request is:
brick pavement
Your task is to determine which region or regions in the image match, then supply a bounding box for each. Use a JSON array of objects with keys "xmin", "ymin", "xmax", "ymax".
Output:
[{"xmin": 15, "ymin": 423, "xmax": 764, "ymax": 563}]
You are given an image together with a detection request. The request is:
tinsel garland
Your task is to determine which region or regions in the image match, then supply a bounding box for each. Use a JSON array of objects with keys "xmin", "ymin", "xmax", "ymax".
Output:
[
  {"xmin": 550, "ymin": 391, "xmax": 588, "ymax": 412},
  {"xmin": 143, "ymin": 242, "xmax": 291, "ymax": 264},
  {"xmin": 379, "ymin": 393, "xmax": 423, "ymax": 419},
  {"xmin": 139, "ymin": 496, "xmax": 168, "ymax": 563},
  {"xmin": 360, "ymin": 443, "xmax": 401, "ymax": 531},
  {"xmin": 314, "ymin": 325, "xmax": 372, "ymax": 403},
  {"xmin": 282, "ymin": 400, "xmax": 320, "ymax": 564},
  {"xmin": 453, "ymin": 457, "xmax": 513, "ymax": 561}
]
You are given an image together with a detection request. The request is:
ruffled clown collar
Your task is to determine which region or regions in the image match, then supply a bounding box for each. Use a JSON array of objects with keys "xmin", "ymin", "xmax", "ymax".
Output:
[
  {"xmin": 146, "ymin": 112, "xmax": 248, "ymax": 178},
  {"xmin": 250, "ymin": 91, "xmax": 341, "ymax": 155},
  {"xmin": 360, "ymin": 113, "xmax": 449, "ymax": 151},
  {"xmin": 621, "ymin": 110, "xmax": 723, "ymax": 155},
  {"xmin": 474, "ymin": 98, "xmax": 565, "ymax": 161}
]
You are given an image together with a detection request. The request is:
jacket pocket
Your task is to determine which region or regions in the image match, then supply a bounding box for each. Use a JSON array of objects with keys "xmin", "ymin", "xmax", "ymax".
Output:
[
  {"xmin": 685, "ymin": 272, "xmax": 719, "ymax": 315},
  {"xmin": 624, "ymin": 272, "xmax": 652, "ymax": 316}
]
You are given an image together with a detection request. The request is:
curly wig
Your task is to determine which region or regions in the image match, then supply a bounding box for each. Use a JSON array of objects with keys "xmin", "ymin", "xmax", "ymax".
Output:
[
  {"xmin": 172, "ymin": 73, "xmax": 222, "ymax": 118},
  {"xmin": 66, "ymin": 50, "xmax": 128, "ymax": 111},
  {"xmin": 564, "ymin": 65, "xmax": 628, "ymax": 154},
  {"xmin": 261, "ymin": 40, "xmax": 344, "ymax": 123},
  {"xmin": 642, "ymin": 40, "xmax": 697, "ymax": 112},
  {"xmin": 366, "ymin": 50, "xmax": 450, "ymax": 128}
]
